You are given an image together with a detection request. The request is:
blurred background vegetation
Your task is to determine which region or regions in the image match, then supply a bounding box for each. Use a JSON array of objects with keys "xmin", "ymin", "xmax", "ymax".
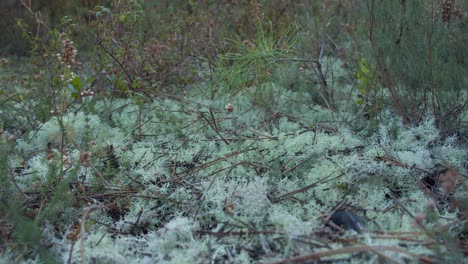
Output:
[{"xmin": 0, "ymin": 0, "xmax": 466, "ymax": 136}]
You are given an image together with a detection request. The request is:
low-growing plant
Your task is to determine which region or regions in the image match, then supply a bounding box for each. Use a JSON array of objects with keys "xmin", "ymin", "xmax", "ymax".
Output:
[
  {"xmin": 357, "ymin": 0, "xmax": 466, "ymax": 134},
  {"xmin": 0, "ymin": 0, "xmax": 466, "ymax": 263},
  {"xmin": 211, "ymin": 23, "xmax": 295, "ymax": 96}
]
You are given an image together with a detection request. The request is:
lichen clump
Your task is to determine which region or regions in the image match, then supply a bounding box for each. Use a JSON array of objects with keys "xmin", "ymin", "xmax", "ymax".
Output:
[{"xmin": 3, "ymin": 80, "xmax": 465, "ymax": 264}]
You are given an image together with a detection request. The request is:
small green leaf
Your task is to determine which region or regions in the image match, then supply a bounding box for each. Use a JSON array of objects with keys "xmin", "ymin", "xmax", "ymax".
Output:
[
  {"xmin": 359, "ymin": 58, "xmax": 369, "ymax": 75},
  {"xmin": 70, "ymin": 76, "xmax": 83, "ymax": 92},
  {"xmin": 310, "ymin": 121, "xmax": 317, "ymax": 129},
  {"xmin": 357, "ymin": 84, "xmax": 368, "ymax": 95}
]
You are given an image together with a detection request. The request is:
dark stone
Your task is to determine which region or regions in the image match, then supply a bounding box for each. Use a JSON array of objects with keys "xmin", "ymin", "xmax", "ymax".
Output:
[{"xmin": 330, "ymin": 210, "xmax": 366, "ymax": 232}]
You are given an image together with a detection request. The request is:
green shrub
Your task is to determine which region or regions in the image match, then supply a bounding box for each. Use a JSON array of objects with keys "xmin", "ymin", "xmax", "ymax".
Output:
[{"xmin": 357, "ymin": 0, "xmax": 466, "ymax": 134}]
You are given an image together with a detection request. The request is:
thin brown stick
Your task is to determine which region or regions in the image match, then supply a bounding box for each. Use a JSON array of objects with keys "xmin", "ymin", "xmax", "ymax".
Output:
[
  {"xmin": 428, "ymin": 0, "xmax": 440, "ymax": 126},
  {"xmin": 365, "ymin": 0, "xmax": 409, "ymax": 125},
  {"xmin": 161, "ymin": 147, "xmax": 257, "ymax": 182},
  {"xmin": 200, "ymin": 110, "xmax": 230, "ymax": 145},
  {"xmin": 270, "ymin": 245, "xmax": 436, "ymax": 264},
  {"xmin": 272, "ymin": 172, "xmax": 345, "ymax": 202}
]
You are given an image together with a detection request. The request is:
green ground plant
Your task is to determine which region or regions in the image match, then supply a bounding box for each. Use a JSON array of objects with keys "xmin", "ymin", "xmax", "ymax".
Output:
[
  {"xmin": 0, "ymin": 0, "xmax": 466, "ymax": 263},
  {"xmin": 356, "ymin": 0, "xmax": 467, "ymax": 134}
]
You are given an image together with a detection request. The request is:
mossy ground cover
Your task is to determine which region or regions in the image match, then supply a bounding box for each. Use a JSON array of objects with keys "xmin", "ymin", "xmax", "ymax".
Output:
[
  {"xmin": 1, "ymin": 61, "xmax": 467, "ymax": 263},
  {"xmin": 0, "ymin": 1, "xmax": 467, "ymax": 263}
]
